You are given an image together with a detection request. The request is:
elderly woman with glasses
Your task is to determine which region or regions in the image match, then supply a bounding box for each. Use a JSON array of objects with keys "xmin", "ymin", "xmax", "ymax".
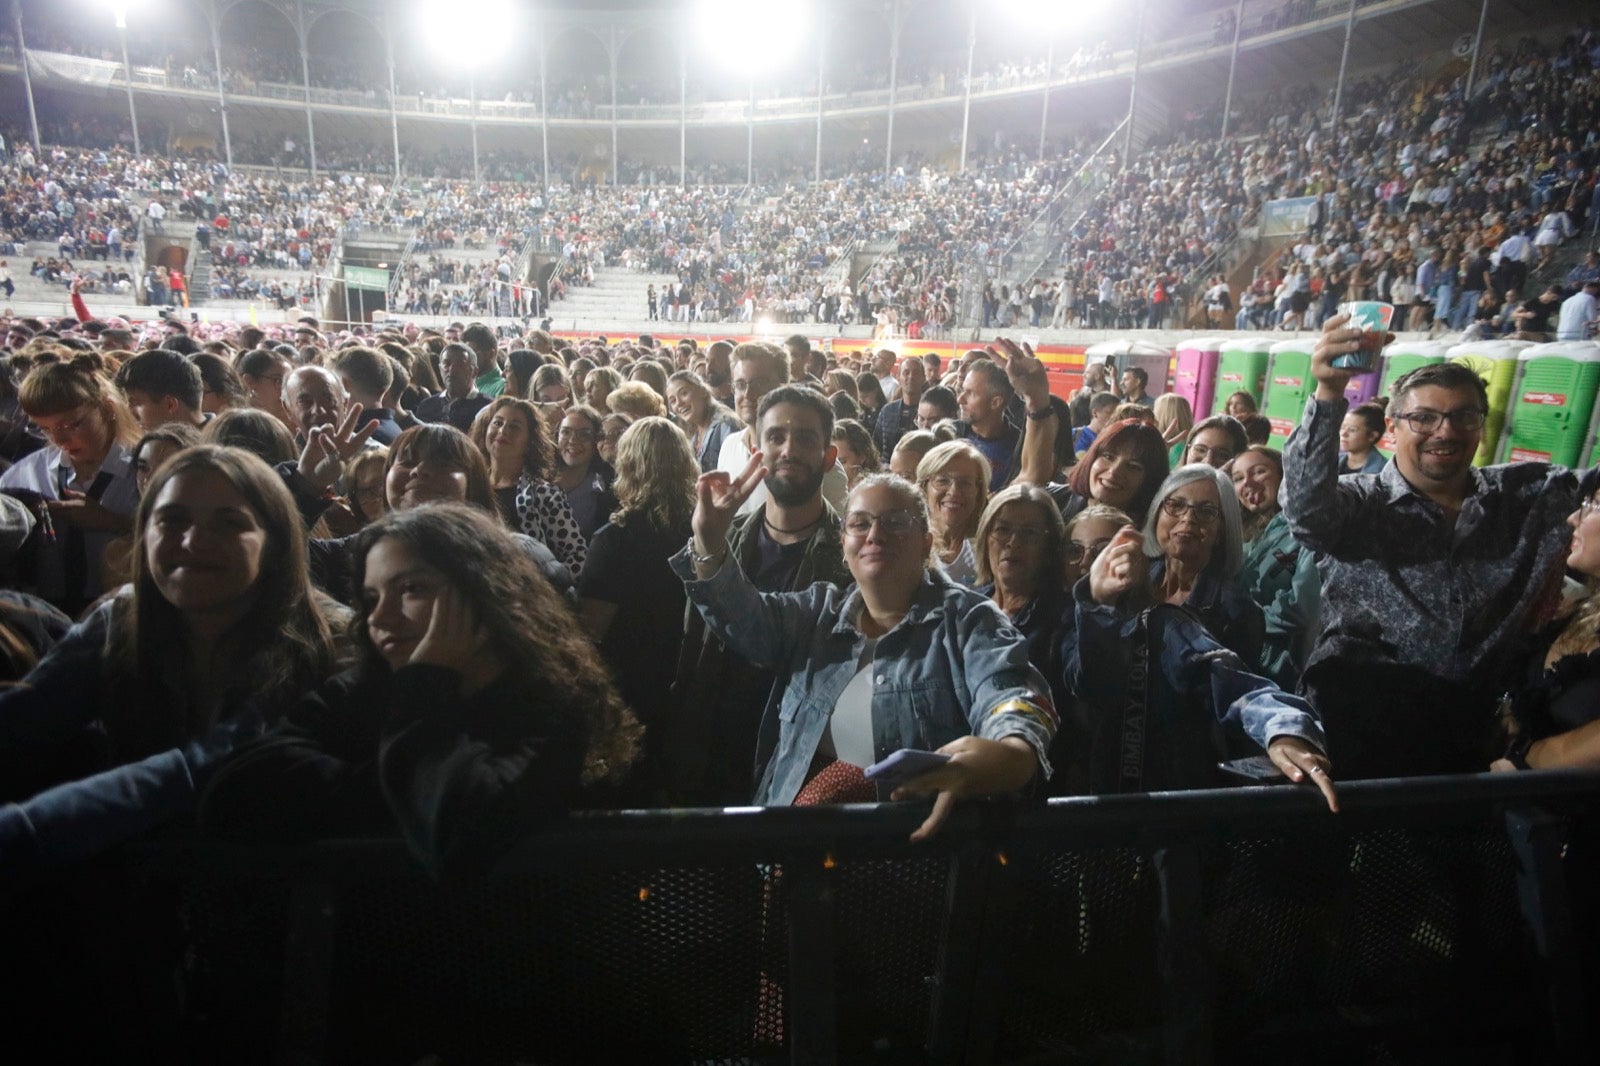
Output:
[
  {"xmin": 1141, "ymin": 465, "xmax": 1265, "ymax": 664},
  {"xmin": 675, "ymin": 462, "xmax": 1057, "ymax": 842}
]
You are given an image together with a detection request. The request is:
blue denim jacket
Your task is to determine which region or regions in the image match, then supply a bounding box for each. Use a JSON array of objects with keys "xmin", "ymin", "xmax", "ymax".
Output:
[{"xmin": 672, "ymin": 548, "xmax": 1057, "ymax": 806}]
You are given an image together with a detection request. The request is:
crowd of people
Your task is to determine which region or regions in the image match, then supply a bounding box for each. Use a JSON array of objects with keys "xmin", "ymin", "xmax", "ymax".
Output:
[{"xmin": 0, "ymin": 297, "xmax": 1595, "ymax": 890}]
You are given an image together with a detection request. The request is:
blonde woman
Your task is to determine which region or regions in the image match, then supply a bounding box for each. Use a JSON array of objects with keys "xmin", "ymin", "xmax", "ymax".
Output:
[
  {"xmin": 1153, "ymin": 393, "xmax": 1194, "ymax": 469},
  {"xmin": 916, "ymin": 439, "xmax": 991, "ymax": 588},
  {"xmin": 577, "ymin": 417, "xmax": 700, "ymax": 785},
  {"xmin": 607, "ymin": 380, "xmax": 667, "ymax": 421}
]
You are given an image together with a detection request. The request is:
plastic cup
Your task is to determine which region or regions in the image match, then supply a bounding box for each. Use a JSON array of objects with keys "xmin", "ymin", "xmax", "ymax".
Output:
[{"xmin": 1333, "ymin": 301, "xmax": 1394, "ymax": 372}]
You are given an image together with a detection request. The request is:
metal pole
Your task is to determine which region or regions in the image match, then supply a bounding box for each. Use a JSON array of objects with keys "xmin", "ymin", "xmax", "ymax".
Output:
[
  {"xmin": 746, "ymin": 80, "xmax": 754, "ymax": 186},
  {"xmin": 814, "ymin": 27, "xmax": 824, "ymax": 182},
  {"xmin": 885, "ymin": 0, "xmax": 900, "ymax": 176},
  {"xmin": 1124, "ymin": 0, "xmax": 1144, "ymax": 161},
  {"xmin": 1465, "ymin": 0, "xmax": 1490, "ymax": 98},
  {"xmin": 12, "ymin": 0, "xmax": 41, "ymax": 154},
  {"xmin": 208, "ymin": 5, "xmax": 232, "ymax": 167},
  {"xmin": 1037, "ymin": 37, "xmax": 1053, "ymax": 161},
  {"xmin": 1220, "ymin": 0, "xmax": 1244, "ymax": 139},
  {"xmin": 539, "ymin": 14, "xmax": 550, "ymax": 191},
  {"xmin": 958, "ymin": 0, "xmax": 976, "ymax": 173},
  {"xmin": 116, "ymin": 20, "xmax": 142, "ymax": 155},
  {"xmin": 679, "ymin": 36, "xmax": 687, "ymax": 186},
  {"xmin": 1330, "ymin": 0, "xmax": 1358, "ymax": 131},
  {"xmin": 610, "ymin": 24, "xmax": 619, "ymax": 185},
  {"xmin": 296, "ymin": 0, "xmax": 317, "ymax": 176},
  {"xmin": 384, "ymin": 7, "xmax": 400, "ymax": 181},
  {"xmin": 470, "ymin": 74, "xmax": 480, "ymax": 184}
]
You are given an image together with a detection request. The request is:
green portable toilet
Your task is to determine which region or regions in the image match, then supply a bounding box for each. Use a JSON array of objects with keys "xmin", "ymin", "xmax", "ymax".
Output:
[
  {"xmin": 1213, "ymin": 338, "xmax": 1272, "ymax": 416},
  {"xmin": 1446, "ymin": 340, "xmax": 1531, "ymax": 466},
  {"xmin": 1502, "ymin": 342, "xmax": 1600, "ymax": 466},
  {"xmin": 1263, "ymin": 338, "xmax": 1315, "ymax": 450},
  {"xmin": 1376, "ymin": 341, "xmax": 1449, "ymax": 456}
]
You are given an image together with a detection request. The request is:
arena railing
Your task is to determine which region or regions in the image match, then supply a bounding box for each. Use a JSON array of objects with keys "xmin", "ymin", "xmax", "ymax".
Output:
[{"xmin": 15, "ymin": 769, "xmax": 1594, "ymax": 1065}]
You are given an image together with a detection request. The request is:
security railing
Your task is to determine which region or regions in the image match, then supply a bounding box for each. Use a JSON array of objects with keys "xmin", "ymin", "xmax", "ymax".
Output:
[{"xmin": 14, "ymin": 770, "xmax": 1597, "ymax": 1065}]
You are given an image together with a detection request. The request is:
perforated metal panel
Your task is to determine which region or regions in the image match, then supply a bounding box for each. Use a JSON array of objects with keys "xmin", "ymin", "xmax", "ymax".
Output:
[
  {"xmin": 325, "ymin": 863, "xmax": 786, "ymax": 1064},
  {"xmin": 996, "ymin": 847, "xmax": 1162, "ymax": 1060}
]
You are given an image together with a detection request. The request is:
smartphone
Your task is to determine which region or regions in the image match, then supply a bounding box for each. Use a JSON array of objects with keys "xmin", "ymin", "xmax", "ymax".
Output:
[
  {"xmin": 865, "ymin": 748, "xmax": 951, "ymax": 788},
  {"xmin": 1217, "ymin": 755, "xmax": 1285, "ymax": 782}
]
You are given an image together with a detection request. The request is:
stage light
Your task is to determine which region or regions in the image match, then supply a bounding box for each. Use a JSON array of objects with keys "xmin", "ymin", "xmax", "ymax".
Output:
[
  {"xmin": 1001, "ymin": 0, "xmax": 1085, "ymax": 33},
  {"xmin": 416, "ymin": 0, "xmax": 515, "ymax": 64},
  {"xmin": 695, "ymin": 0, "xmax": 811, "ymax": 76}
]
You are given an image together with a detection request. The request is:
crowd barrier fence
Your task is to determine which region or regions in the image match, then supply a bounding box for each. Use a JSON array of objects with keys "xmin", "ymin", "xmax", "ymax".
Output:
[{"xmin": 7, "ymin": 770, "xmax": 1598, "ymax": 1065}]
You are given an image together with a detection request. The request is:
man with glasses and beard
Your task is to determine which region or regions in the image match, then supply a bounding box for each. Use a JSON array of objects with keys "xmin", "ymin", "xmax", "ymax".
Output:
[
  {"xmin": 1283, "ymin": 314, "xmax": 1579, "ymax": 778},
  {"xmin": 669, "ymin": 384, "xmax": 851, "ymax": 804}
]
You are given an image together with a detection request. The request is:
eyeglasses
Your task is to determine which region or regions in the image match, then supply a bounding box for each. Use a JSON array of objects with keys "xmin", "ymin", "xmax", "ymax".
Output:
[
  {"xmin": 732, "ymin": 377, "xmax": 779, "ymax": 395},
  {"xmin": 600, "ymin": 430, "xmax": 626, "ymax": 443},
  {"xmin": 842, "ymin": 509, "xmax": 924, "ymax": 537},
  {"xmin": 1160, "ymin": 497, "xmax": 1223, "ymax": 525},
  {"xmin": 928, "ymin": 474, "xmax": 982, "ymax": 494},
  {"xmin": 1392, "ymin": 408, "xmax": 1486, "ymax": 434},
  {"xmin": 556, "ymin": 427, "xmax": 596, "ymax": 442},
  {"xmin": 987, "ymin": 522, "xmax": 1048, "ymax": 545},
  {"xmin": 1579, "ymin": 495, "xmax": 1600, "ymax": 522},
  {"xmin": 1065, "ymin": 538, "xmax": 1113, "ymax": 564},
  {"xmin": 1187, "ymin": 443, "xmax": 1235, "ymax": 465}
]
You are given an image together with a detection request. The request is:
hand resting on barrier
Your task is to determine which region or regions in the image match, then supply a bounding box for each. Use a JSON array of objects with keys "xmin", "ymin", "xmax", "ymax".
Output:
[{"xmin": 890, "ymin": 734, "xmax": 1041, "ymax": 843}]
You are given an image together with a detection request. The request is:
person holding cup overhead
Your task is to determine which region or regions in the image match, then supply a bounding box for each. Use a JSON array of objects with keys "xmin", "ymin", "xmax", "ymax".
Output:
[{"xmin": 1280, "ymin": 313, "xmax": 1580, "ymax": 780}]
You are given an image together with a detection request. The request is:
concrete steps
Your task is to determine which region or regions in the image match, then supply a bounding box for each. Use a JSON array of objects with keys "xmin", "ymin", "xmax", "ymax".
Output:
[{"xmin": 554, "ymin": 268, "xmax": 683, "ymax": 326}]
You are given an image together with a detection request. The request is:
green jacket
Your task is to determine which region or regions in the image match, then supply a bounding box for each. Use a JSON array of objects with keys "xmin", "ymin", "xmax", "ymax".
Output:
[{"xmin": 1236, "ymin": 511, "xmax": 1321, "ymax": 692}]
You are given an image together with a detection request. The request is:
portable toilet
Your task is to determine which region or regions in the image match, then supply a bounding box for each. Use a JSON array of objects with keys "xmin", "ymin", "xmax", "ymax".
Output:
[
  {"xmin": 1501, "ymin": 342, "xmax": 1600, "ymax": 466},
  {"xmin": 1376, "ymin": 341, "xmax": 1450, "ymax": 455},
  {"xmin": 1264, "ymin": 338, "xmax": 1316, "ymax": 449},
  {"xmin": 1214, "ymin": 338, "xmax": 1272, "ymax": 416},
  {"xmin": 1446, "ymin": 339, "xmax": 1531, "ymax": 466},
  {"xmin": 1174, "ymin": 337, "xmax": 1222, "ymax": 419},
  {"xmin": 1086, "ymin": 339, "xmax": 1174, "ymax": 399}
]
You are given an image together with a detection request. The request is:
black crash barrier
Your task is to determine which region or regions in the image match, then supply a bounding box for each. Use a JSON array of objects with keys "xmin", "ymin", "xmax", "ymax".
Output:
[{"xmin": 7, "ymin": 770, "xmax": 1598, "ymax": 1065}]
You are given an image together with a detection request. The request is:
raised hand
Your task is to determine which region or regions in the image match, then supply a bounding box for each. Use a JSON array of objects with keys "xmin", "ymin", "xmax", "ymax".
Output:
[
  {"xmin": 1088, "ymin": 525, "xmax": 1147, "ymax": 606},
  {"xmin": 297, "ymin": 402, "xmax": 377, "ymax": 491},
  {"xmin": 691, "ymin": 450, "xmax": 765, "ymax": 561},
  {"xmin": 990, "ymin": 336, "xmax": 1050, "ymax": 409},
  {"xmin": 408, "ymin": 583, "xmax": 491, "ymax": 677}
]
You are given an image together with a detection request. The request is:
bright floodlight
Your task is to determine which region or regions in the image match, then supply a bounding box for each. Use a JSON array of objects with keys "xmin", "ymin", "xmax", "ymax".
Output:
[
  {"xmin": 695, "ymin": 0, "xmax": 810, "ymax": 76},
  {"xmin": 417, "ymin": 0, "xmax": 515, "ymax": 64},
  {"xmin": 1002, "ymin": 0, "xmax": 1087, "ymax": 33}
]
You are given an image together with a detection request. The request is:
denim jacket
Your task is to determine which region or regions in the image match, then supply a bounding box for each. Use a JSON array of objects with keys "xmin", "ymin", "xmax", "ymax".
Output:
[
  {"xmin": 672, "ymin": 548, "xmax": 1057, "ymax": 806},
  {"xmin": 1067, "ymin": 579, "xmax": 1326, "ymax": 793}
]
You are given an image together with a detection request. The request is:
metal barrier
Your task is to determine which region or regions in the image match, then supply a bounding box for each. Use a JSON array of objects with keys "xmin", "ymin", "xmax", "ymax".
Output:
[{"xmin": 6, "ymin": 771, "xmax": 1597, "ymax": 1065}]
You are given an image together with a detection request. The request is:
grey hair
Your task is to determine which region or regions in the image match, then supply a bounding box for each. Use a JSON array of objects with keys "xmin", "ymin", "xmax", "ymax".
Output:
[{"xmin": 1140, "ymin": 464, "xmax": 1245, "ymax": 579}]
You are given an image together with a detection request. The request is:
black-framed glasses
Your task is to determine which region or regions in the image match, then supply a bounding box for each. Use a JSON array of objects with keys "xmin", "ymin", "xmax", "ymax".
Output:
[
  {"xmin": 1187, "ymin": 443, "xmax": 1235, "ymax": 465},
  {"xmin": 1392, "ymin": 408, "xmax": 1485, "ymax": 434},
  {"xmin": 1160, "ymin": 497, "xmax": 1223, "ymax": 525},
  {"xmin": 842, "ymin": 509, "xmax": 924, "ymax": 537},
  {"xmin": 1065, "ymin": 538, "xmax": 1113, "ymax": 564}
]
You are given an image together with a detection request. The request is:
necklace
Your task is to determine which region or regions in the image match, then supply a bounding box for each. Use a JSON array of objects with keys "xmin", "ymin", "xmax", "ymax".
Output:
[{"xmin": 764, "ymin": 512, "xmax": 822, "ymax": 535}]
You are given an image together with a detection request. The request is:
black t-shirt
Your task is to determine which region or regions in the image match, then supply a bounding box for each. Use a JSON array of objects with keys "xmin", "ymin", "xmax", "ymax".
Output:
[
  {"xmin": 577, "ymin": 513, "xmax": 693, "ymax": 724},
  {"xmin": 1520, "ymin": 297, "xmax": 1557, "ymax": 335}
]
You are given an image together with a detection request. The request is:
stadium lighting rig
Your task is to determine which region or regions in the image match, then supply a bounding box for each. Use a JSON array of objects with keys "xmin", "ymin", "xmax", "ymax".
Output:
[
  {"xmin": 694, "ymin": 0, "xmax": 811, "ymax": 77},
  {"xmin": 416, "ymin": 0, "xmax": 516, "ymax": 64}
]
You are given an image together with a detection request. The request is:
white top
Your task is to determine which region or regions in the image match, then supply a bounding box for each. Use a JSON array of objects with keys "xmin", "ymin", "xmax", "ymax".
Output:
[
  {"xmin": 825, "ymin": 638, "xmax": 879, "ymax": 768},
  {"xmin": 716, "ymin": 428, "xmax": 849, "ymax": 517},
  {"xmin": 1556, "ymin": 291, "xmax": 1597, "ymax": 342},
  {"xmin": 0, "ymin": 442, "xmax": 138, "ymax": 605},
  {"xmin": 933, "ymin": 538, "xmax": 979, "ymax": 588}
]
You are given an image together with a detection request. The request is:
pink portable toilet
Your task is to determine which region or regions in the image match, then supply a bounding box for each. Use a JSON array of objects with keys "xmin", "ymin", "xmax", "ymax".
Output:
[
  {"xmin": 1343, "ymin": 369, "xmax": 1380, "ymax": 407},
  {"xmin": 1175, "ymin": 337, "xmax": 1222, "ymax": 419}
]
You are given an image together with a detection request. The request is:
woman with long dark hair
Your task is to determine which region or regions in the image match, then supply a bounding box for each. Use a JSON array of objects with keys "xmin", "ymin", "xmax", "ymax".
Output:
[
  {"xmin": 202, "ymin": 503, "xmax": 643, "ymax": 875},
  {"xmin": 550, "ymin": 404, "xmax": 618, "ymax": 542},
  {"xmin": 0, "ymin": 446, "xmax": 338, "ymax": 863}
]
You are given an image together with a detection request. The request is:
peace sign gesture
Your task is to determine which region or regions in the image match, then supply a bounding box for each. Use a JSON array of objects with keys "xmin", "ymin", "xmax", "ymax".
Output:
[
  {"xmin": 690, "ymin": 451, "xmax": 766, "ymax": 569},
  {"xmin": 989, "ymin": 336, "xmax": 1050, "ymax": 410},
  {"xmin": 297, "ymin": 402, "xmax": 378, "ymax": 492}
]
